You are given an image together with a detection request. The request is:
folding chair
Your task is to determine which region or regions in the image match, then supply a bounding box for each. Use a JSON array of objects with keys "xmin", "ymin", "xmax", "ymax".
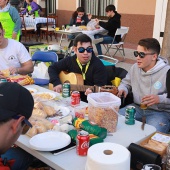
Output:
[
  {"xmin": 103, "ymin": 27, "xmax": 129, "ymax": 61},
  {"xmin": 32, "ymin": 51, "xmax": 58, "ymax": 86},
  {"xmin": 40, "ymin": 14, "xmax": 58, "ymax": 43},
  {"xmin": 20, "ymin": 15, "xmax": 36, "ymax": 42}
]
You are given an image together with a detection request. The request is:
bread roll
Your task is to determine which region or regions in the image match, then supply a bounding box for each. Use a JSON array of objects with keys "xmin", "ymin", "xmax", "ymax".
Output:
[
  {"xmin": 44, "ymin": 105, "xmax": 56, "ymax": 116},
  {"xmin": 1, "ymin": 69, "xmax": 10, "ymax": 77},
  {"xmin": 35, "ymin": 122, "xmax": 47, "ymax": 133},
  {"xmin": 34, "ymin": 102, "xmax": 44, "ymax": 110},
  {"xmin": 32, "ymin": 109, "xmax": 47, "ymax": 118},
  {"xmin": 26, "ymin": 126, "xmax": 38, "ymax": 137}
]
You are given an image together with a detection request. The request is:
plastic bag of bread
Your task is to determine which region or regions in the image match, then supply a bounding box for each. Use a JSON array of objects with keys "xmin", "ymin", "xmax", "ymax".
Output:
[
  {"xmin": 7, "ymin": 75, "xmax": 34, "ymax": 86},
  {"xmin": 27, "ymin": 126, "xmax": 38, "ymax": 137},
  {"xmin": 32, "ymin": 109, "xmax": 47, "ymax": 118},
  {"xmin": 34, "ymin": 102, "xmax": 44, "ymax": 110},
  {"xmin": 43, "ymin": 105, "xmax": 56, "ymax": 116},
  {"xmin": 0, "ymin": 69, "xmax": 10, "ymax": 77},
  {"xmin": 35, "ymin": 122, "xmax": 47, "ymax": 133}
]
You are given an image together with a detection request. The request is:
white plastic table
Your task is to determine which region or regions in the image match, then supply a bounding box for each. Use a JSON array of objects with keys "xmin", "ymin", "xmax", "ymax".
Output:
[{"xmin": 16, "ymin": 85, "xmax": 156, "ymax": 170}]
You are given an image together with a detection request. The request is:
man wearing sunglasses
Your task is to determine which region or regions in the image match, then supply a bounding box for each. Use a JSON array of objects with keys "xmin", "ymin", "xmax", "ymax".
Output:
[
  {"xmin": 48, "ymin": 34, "xmax": 107, "ymax": 102},
  {"xmin": 117, "ymin": 38, "xmax": 170, "ymax": 133},
  {"xmin": 0, "ymin": 82, "xmax": 34, "ymax": 169}
]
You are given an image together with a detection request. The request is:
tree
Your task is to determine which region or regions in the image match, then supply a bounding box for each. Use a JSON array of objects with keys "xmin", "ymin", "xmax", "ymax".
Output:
[{"xmin": 161, "ymin": 0, "xmax": 170, "ymax": 63}]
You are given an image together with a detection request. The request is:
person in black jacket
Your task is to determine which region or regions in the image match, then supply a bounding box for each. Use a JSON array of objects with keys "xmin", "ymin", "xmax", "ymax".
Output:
[
  {"xmin": 94, "ymin": 4, "xmax": 121, "ymax": 55},
  {"xmin": 48, "ymin": 34, "xmax": 107, "ymax": 102}
]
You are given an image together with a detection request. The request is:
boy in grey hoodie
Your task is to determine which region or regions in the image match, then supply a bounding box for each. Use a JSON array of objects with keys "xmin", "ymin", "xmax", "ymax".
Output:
[{"xmin": 118, "ymin": 38, "xmax": 170, "ymax": 133}]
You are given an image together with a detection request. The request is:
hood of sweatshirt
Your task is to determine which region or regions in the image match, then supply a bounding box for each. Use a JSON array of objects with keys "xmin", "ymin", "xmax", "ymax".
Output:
[
  {"xmin": 140, "ymin": 56, "xmax": 169, "ymax": 76},
  {"xmin": 0, "ymin": 3, "xmax": 10, "ymax": 12}
]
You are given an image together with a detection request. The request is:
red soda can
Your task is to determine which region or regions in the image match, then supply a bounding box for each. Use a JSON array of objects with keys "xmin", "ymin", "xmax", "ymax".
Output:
[
  {"xmin": 71, "ymin": 91, "xmax": 80, "ymax": 106},
  {"xmin": 76, "ymin": 130, "xmax": 89, "ymax": 156}
]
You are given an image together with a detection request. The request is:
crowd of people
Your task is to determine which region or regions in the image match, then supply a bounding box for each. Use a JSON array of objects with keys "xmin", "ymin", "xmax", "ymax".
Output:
[{"xmin": 0, "ymin": 1, "xmax": 170, "ymax": 170}]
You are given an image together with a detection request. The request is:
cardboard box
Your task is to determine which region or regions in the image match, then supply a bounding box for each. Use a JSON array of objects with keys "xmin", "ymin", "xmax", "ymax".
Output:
[
  {"xmin": 140, "ymin": 132, "xmax": 170, "ymax": 157},
  {"xmin": 29, "ymin": 44, "xmax": 49, "ymax": 56}
]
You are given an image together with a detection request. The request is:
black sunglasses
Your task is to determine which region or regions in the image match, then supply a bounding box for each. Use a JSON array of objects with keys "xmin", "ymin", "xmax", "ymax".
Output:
[
  {"xmin": 134, "ymin": 51, "xmax": 155, "ymax": 58},
  {"xmin": 78, "ymin": 47, "xmax": 93, "ymax": 53},
  {"xmin": 13, "ymin": 115, "xmax": 32, "ymax": 134}
]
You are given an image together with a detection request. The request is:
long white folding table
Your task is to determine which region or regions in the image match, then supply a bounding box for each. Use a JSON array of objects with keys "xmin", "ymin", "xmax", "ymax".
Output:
[{"xmin": 16, "ymin": 85, "xmax": 156, "ymax": 170}]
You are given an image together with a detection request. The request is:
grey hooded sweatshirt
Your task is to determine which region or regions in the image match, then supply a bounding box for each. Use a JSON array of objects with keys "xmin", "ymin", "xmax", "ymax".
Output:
[{"xmin": 118, "ymin": 57, "xmax": 170, "ymax": 112}]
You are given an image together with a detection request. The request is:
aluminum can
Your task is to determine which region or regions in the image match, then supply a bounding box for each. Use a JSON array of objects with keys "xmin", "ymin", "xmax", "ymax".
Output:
[
  {"xmin": 0, "ymin": 79, "xmax": 7, "ymax": 83},
  {"xmin": 76, "ymin": 130, "xmax": 89, "ymax": 156},
  {"xmin": 62, "ymin": 83, "xmax": 70, "ymax": 98},
  {"xmin": 125, "ymin": 106, "xmax": 136, "ymax": 125},
  {"xmin": 71, "ymin": 91, "xmax": 80, "ymax": 106}
]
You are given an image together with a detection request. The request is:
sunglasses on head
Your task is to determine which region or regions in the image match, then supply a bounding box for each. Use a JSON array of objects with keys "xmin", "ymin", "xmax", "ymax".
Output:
[
  {"xmin": 13, "ymin": 115, "xmax": 32, "ymax": 135},
  {"xmin": 134, "ymin": 51, "xmax": 155, "ymax": 58},
  {"xmin": 78, "ymin": 47, "xmax": 93, "ymax": 53}
]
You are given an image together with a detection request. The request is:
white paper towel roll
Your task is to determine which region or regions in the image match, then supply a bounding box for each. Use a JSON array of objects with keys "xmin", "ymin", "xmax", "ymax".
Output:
[{"xmin": 86, "ymin": 142, "xmax": 130, "ymax": 170}]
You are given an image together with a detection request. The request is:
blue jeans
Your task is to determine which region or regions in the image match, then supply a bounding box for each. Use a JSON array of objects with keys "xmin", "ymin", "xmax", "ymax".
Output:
[
  {"xmin": 119, "ymin": 103, "xmax": 170, "ymax": 133},
  {"xmin": 1, "ymin": 147, "xmax": 34, "ymax": 170},
  {"xmin": 94, "ymin": 34, "xmax": 117, "ymax": 55}
]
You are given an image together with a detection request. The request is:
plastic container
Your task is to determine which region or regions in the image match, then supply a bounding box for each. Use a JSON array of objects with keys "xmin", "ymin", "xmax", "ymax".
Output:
[{"xmin": 87, "ymin": 92, "xmax": 121, "ymax": 133}]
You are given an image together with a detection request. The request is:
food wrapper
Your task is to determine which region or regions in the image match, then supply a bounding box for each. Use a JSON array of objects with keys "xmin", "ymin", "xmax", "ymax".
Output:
[
  {"xmin": 72, "ymin": 118, "xmax": 107, "ymax": 139},
  {"xmin": 7, "ymin": 75, "xmax": 34, "ymax": 86}
]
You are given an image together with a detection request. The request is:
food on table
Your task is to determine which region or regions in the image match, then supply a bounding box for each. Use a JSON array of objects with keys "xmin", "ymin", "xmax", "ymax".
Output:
[
  {"xmin": 34, "ymin": 93, "xmax": 53, "ymax": 100},
  {"xmin": 35, "ymin": 122, "xmax": 47, "ymax": 133},
  {"xmin": 32, "ymin": 109, "xmax": 47, "ymax": 118},
  {"xmin": 34, "ymin": 102, "xmax": 44, "ymax": 110},
  {"xmin": 44, "ymin": 105, "xmax": 56, "ymax": 116},
  {"xmin": 142, "ymin": 139, "xmax": 168, "ymax": 152},
  {"xmin": 27, "ymin": 126, "xmax": 38, "ymax": 138},
  {"xmin": 72, "ymin": 118, "xmax": 107, "ymax": 139},
  {"xmin": 88, "ymin": 106, "xmax": 119, "ymax": 133},
  {"xmin": 27, "ymin": 115, "xmax": 55, "ymax": 137},
  {"xmin": 7, "ymin": 75, "xmax": 34, "ymax": 86},
  {"xmin": 60, "ymin": 124, "xmax": 75, "ymax": 133},
  {"xmin": 1, "ymin": 69, "xmax": 10, "ymax": 77},
  {"xmin": 78, "ymin": 25, "xmax": 87, "ymax": 30}
]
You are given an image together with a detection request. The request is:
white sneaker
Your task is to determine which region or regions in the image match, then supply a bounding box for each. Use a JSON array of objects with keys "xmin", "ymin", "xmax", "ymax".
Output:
[{"xmin": 92, "ymin": 38, "xmax": 103, "ymax": 44}]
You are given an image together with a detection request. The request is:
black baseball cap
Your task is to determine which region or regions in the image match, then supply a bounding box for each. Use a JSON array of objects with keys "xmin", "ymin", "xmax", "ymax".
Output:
[{"xmin": 0, "ymin": 82, "xmax": 34, "ymax": 127}]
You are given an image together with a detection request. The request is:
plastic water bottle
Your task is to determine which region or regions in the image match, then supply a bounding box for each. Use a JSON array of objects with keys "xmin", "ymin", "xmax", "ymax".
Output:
[{"xmin": 166, "ymin": 143, "xmax": 170, "ymax": 170}]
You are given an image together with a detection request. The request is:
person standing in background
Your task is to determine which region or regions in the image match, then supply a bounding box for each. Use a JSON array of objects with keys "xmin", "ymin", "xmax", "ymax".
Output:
[
  {"xmin": 21, "ymin": 0, "xmax": 41, "ymax": 17},
  {"xmin": 0, "ymin": 0, "xmax": 21, "ymax": 41}
]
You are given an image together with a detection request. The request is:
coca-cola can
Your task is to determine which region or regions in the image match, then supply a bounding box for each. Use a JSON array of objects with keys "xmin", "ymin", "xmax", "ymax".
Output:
[
  {"xmin": 71, "ymin": 91, "xmax": 80, "ymax": 107},
  {"xmin": 76, "ymin": 130, "xmax": 89, "ymax": 156}
]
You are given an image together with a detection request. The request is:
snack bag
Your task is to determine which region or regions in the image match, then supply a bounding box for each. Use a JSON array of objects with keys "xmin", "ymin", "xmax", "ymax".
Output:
[
  {"xmin": 0, "ymin": 69, "xmax": 10, "ymax": 77},
  {"xmin": 7, "ymin": 75, "xmax": 34, "ymax": 86}
]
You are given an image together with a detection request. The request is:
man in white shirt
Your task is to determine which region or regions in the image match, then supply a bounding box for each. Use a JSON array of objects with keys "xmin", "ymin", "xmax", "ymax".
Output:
[{"xmin": 0, "ymin": 21, "xmax": 33, "ymax": 78}]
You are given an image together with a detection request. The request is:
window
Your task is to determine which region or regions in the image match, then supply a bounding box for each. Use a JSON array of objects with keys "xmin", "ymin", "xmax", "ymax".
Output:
[
  {"xmin": 79, "ymin": 0, "xmax": 115, "ymax": 19},
  {"xmin": 45, "ymin": 0, "xmax": 56, "ymax": 15}
]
